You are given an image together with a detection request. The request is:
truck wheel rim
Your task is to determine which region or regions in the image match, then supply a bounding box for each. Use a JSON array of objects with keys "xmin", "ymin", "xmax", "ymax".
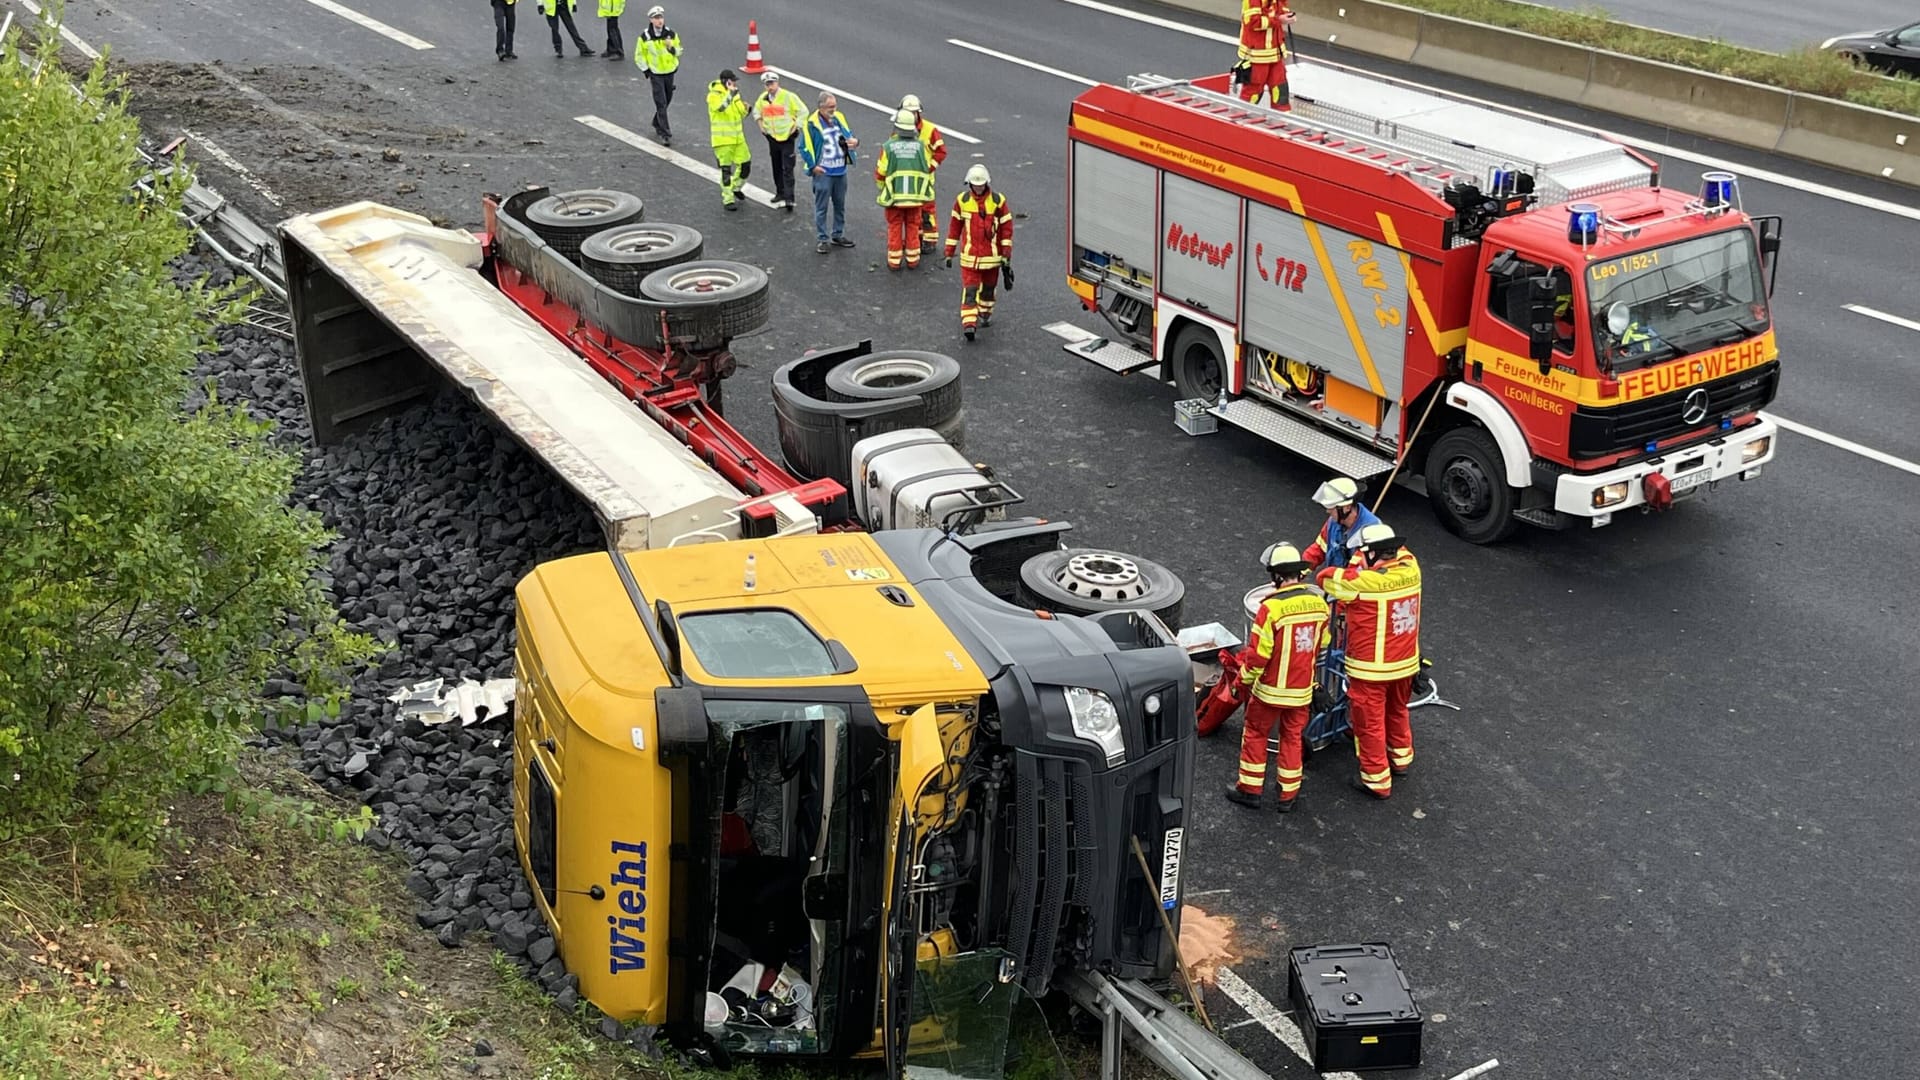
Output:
[
  {"xmin": 852, "ymin": 357, "xmax": 936, "ymax": 388},
  {"xmin": 1440, "ymin": 457, "xmax": 1492, "ymax": 520},
  {"xmin": 1057, "ymin": 552, "xmax": 1148, "ymax": 601},
  {"xmin": 1185, "ymin": 345, "xmax": 1222, "ymax": 399},
  {"xmin": 608, "ymin": 227, "xmax": 679, "ymax": 253},
  {"xmin": 551, "ymin": 193, "xmax": 623, "ymax": 217},
  {"xmin": 663, "ymin": 266, "xmax": 743, "ymax": 294}
]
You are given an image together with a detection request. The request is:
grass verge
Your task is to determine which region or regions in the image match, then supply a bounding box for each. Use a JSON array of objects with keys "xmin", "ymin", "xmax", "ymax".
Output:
[
  {"xmin": 1316, "ymin": 0, "xmax": 1920, "ymax": 117},
  {"xmin": 0, "ymin": 753, "xmax": 660, "ymax": 1080}
]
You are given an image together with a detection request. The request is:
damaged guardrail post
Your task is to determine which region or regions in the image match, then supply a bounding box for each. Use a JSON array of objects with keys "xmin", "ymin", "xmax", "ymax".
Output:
[{"xmin": 1063, "ymin": 972, "xmax": 1278, "ymax": 1080}]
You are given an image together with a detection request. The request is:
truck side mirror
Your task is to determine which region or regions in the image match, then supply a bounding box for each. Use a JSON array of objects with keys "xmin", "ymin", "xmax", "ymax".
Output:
[
  {"xmin": 1753, "ymin": 215, "xmax": 1783, "ymax": 298},
  {"xmin": 1526, "ymin": 275, "xmax": 1559, "ymax": 372}
]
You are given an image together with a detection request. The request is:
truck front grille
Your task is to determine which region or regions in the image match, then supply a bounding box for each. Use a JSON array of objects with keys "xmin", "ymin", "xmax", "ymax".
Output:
[
  {"xmin": 1568, "ymin": 362, "xmax": 1778, "ymax": 459},
  {"xmin": 1009, "ymin": 756, "xmax": 1091, "ymax": 996}
]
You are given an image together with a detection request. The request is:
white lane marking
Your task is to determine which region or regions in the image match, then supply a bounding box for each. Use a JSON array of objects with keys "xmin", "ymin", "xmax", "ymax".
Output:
[
  {"xmin": 1446, "ymin": 1061, "xmax": 1503, "ymax": 1080},
  {"xmin": 766, "ymin": 66, "xmax": 981, "ymax": 144},
  {"xmin": 297, "ymin": 0, "xmax": 434, "ymax": 51},
  {"xmin": 575, "ymin": 114, "xmax": 779, "ymax": 209},
  {"xmin": 17, "ymin": 0, "xmax": 101, "ymax": 59},
  {"xmin": 947, "ymin": 38, "xmax": 1096, "ymax": 86},
  {"xmin": 1844, "ymin": 303, "xmax": 1920, "ymax": 334},
  {"xmin": 1215, "ymin": 966, "xmax": 1363, "ymax": 1080},
  {"xmin": 184, "ymin": 128, "xmax": 287, "ymax": 209},
  {"xmin": 1769, "ymin": 413, "xmax": 1920, "ymax": 477},
  {"xmin": 1054, "ymin": 0, "xmax": 1920, "ymax": 222}
]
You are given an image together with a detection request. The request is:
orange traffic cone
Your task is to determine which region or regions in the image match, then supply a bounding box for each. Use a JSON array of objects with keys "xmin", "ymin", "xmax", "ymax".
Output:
[{"xmin": 742, "ymin": 20, "xmax": 767, "ymax": 75}]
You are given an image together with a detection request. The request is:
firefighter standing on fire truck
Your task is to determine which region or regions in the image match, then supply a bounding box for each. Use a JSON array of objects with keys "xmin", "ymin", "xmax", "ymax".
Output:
[
  {"xmin": 1228, "ymin": 543, "xmax": 1331, "ymax": 813},
  {"xmin": 943, "ymin": 164, "xmax": 1014, "ymax": 342},
  {"xmin": 1323, "ymin": 522, "xmax": 1422, "ymax": 800},
  {"xmin": 1236, "ymin": 0, "xmax": 1295, "ymax": 111}
]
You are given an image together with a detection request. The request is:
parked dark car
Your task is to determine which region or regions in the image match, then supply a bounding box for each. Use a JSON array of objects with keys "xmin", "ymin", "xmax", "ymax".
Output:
[{"xmin": 1821, "ymin": 20, "xmax": 1920, "ymax": 77}]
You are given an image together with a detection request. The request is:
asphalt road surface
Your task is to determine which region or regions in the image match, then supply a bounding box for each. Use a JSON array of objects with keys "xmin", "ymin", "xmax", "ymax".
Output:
[
  {"xmin": 10, "ymin": 0, "xmax": 1919, "ymax": 1076},
  {"xmin": 1525, "ymin": 0, "xmax": 1899, "ymax": 53}
]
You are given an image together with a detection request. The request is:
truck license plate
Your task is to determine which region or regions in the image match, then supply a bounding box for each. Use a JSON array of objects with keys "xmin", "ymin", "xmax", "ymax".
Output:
[
  {"xmin": 1670, "ymin": 467, "xmax": 1711, "ymax": 493},
  {"xmin": 1159, "ymin": 828, "xmax": 1184, "ymax": 911}
]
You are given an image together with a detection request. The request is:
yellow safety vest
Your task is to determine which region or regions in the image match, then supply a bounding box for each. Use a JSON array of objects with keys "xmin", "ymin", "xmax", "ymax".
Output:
[
  {"xmin": 754, "ymin": 88, "xmax": 806, "ymax": 141},
  {"xmin": 707, "ymin": 81, "xmax": 747, "ymax": 148},
  {"xmin": 636, "ymin": 26, "xmax": 681, "ymax": 74},
  {"xmin": 600, "ymin": 0, "xmax": 625, "ymax": 15},
  {"xmin": 876, "ymin": 136, "xmax": 934, "ymax": 207},
  {"xmin": 539, "ymin": 0, "xmax": 575, "ymax": 14}
]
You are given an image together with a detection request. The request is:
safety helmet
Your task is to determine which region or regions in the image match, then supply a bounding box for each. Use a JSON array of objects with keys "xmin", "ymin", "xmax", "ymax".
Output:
[
  {"xmin": 1348, "ymin": 522, "xmax": 1401, "ymax": 554},
  {"xmin": 901, "ymin": 93, "xmax": 922, "ymax": 112},
  {"xmin": 719, "ymin": 68, "xmax": 738, "ymax": 83},
  {"xmin": 1260, "ymin": 541, "xmax": 1312, "ymax": 577},
  {"xmin": 965, "ymin": 163, "xmax": 990, "ymax": 187},
  {"xmin": 893, "ymin": 107, "xmax": 917, "ymax": 131},
  {"xmin": 1311, "ymin": 477, "xmax": 1361, "ymax": 509},
  {"xmin": 647, "ymin": 5, "xmax": 665, "ymax": 16}
]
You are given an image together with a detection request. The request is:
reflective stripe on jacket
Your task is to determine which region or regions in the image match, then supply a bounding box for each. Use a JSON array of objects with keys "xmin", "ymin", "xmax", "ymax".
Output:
[
  {"xmin": 915, "ymin": 118, "xmax": 948, "ymax": 171},
  {"xmin": 636, "ymin": 26, "xmax": 681, "ymax": 73},
  {"xmin": 1244, "ymin": 584, "xmax": 1331, "ymax": 706},
  {"xmin": 1323, "ymin": 551, "xmax": 1422, "ymax": 681},
  {"xmin": 800, "ymin": 110, "xmax": 856, "ymax": 174},
  {"xmin": 706, "ymin": 81, "xmax": 748, "ymax": 147},
  {"xmin": 754, "ymin": 87, "xmax": 806, "ymax": 140},
  {"xmin": 875, "ymin": 135, "xmax": 934, "ymax": 206},
  {"xmin": 943, "ymin": 189, "xmax": 1012, "ymax": 268}
]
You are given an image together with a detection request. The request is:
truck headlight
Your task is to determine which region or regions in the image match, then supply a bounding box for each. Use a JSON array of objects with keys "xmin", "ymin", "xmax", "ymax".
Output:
[
  {"xmin": 1742, "ymin": 435, "xmax": 1771, "ymax": 463},
  {"xmin": 1592, "ymin": 481, "xmax": 1630, "ymax": 509},
  {"xmin": 1064, "ymin": 686, "xmax": 1125, "ymax": 766}
]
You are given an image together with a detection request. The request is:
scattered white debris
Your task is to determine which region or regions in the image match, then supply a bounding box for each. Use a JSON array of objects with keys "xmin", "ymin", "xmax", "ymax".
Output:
[{"xmin": 388, "ymin": 677, "xmax": 516, "ymax": 726}]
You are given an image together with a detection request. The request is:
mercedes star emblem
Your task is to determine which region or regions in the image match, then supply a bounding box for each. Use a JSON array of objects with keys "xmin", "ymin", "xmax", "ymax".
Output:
[{"xmin": 1681, "ymin": 387, "xmax": 1711, "ymax": 426}]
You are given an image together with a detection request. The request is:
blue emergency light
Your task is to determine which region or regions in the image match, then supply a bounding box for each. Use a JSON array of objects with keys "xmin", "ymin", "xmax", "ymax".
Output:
[
  {"xmin": 1490, "ymin": 163, "xmax": 1516, "ymax": 195},
  {"xmin": 1568, "ymin": 203, "xmax": 1601, "ymax": 244},
  {"xmin": 1700, "ymin": 171, "xmax": 1738, "ymax": 210}
]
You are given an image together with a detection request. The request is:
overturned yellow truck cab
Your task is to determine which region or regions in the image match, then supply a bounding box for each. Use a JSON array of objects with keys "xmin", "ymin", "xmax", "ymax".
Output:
[{"xmin": 512, "ymin": 523, "xmax": 1198, "ymax": 1072}]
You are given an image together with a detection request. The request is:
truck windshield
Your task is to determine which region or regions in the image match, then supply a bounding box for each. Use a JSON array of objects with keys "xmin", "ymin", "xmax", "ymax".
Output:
[
  {"xmin": 1584, "ymin": 226, "xmax": 1769, "ymax": 373},
  {"xmin": 705, "ymin": 700, "xmax": 853, "ymax": 1055}
]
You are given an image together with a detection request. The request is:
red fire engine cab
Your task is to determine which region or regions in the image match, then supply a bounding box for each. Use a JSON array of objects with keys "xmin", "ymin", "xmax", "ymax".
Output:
[{"xmin": 1063, "ymin": 63, "xmax": 1783, "ymax": 543}]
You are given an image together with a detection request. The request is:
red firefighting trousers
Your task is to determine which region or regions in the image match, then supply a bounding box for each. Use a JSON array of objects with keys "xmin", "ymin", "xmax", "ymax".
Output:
[
  {"xmin": 885, "ymin": 204, "xmax": 924, "ymax": 269},
  {"xmin": 1237, "ymin": 62, "xmax": 1291, "ymax": 109},
  {"xmin": 959, "ymin": 266, "xmax": 1000, "ymax": 329},
  {"xmin": 1347, "ymin": 676, "xmax": 1413, "ymax": 795},
  {"xmin": 1237, "ymin": 700, "xmax": 1309, "ymax": 800}
]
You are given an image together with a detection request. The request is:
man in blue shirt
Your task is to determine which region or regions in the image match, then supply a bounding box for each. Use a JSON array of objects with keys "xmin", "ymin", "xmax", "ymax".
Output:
[
  {"xmin": 1303, "ymin": 477, "xmax": 1379, "ymax": 572},
  {"xmin": 799, "ymin": 91, "xmax": 859, "ymax": 254}
]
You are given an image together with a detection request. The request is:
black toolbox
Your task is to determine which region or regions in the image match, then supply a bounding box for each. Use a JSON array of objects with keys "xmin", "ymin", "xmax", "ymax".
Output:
[{"xmin": 1287, "ymin": 942, "xmax": 1423, "ymax": 1071}]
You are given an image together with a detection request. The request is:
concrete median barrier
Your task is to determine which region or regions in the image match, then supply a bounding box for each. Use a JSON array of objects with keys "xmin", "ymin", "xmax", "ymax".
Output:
[{"xmin": 1152, "ymin": 0, "xmax": 1920, "ymax": 188}]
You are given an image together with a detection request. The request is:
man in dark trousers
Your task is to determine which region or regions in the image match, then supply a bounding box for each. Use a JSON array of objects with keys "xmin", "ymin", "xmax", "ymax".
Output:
[
  {"xmin": 492, "ymin": 0, "xmax": 519, "ymax": 60},
  {"xmin": 598, "ymin": 0, "xmax": 625, "ymax": 60},
  {"xmin": 540, "ymin": 0, "xmax": 595, "ymax": 57},
  {"xmin": 635, "ymin": 5, "xmax": 684, "ymax": 145}
]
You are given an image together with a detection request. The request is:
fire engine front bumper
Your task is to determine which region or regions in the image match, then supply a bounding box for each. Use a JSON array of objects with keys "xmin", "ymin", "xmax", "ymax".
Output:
[{"xmin": 1551, "ymin": 415, "xmax": 1778, "ymax": 524}]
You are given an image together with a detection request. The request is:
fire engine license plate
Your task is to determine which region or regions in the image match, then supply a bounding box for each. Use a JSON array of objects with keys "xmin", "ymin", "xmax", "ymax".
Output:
[
  {"xmin": 1159, "ymin": 828, "xmax": 1184, "ymax": 911},
  {"xmin": 1670, "ymin": 467, "xmax": 1711, "ymax": 493}
]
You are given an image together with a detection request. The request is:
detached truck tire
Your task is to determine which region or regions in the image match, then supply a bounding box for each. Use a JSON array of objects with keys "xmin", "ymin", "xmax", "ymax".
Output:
[{"xmin": 1016, "ymin": 547, "xmax": 1185, "ymax": 628}]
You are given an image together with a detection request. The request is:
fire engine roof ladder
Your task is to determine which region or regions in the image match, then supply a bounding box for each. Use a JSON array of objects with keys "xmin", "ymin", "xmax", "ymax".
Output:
[{"xmin": 1126, "ymin": 64, "xmax": 1654, "ymax": 207}]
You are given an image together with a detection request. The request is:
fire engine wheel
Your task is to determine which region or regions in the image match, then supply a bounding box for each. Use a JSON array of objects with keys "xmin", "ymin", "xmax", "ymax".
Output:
[
  {"xmin": 579, "ymin": 223, "xmax": 704, "ymax": 295},
  {"xmin": 1015, "ymin": 547, "xmax": 1186, "ymax": 627},
  {"xmin": 640, "ymin": 261, "xmax": 771, "ymax": 338},
  {"xmin": 524, "ymin": 189, "xmax": 645, "ymax": 262},
  {"xmin": 821, "ymin": 349, "xmax": 963, "ymax": 422},
  {"xmin": 1425, "ymin": 427, "xmax": 1519, "ymax": 544},
  {"xmin": 1169, "ymin": 325, "xmax": 1226, "ymax": 403}
]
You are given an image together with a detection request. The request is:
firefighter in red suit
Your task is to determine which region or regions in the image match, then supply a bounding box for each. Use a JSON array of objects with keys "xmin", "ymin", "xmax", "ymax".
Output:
[
  {"xmin": 943, "ymin": 163, "xmax": 1014, "ymax": 342},
  {"xmin": 1227, "ymin": 542, "xmax": 1330, "ymax": 813},
  {"xmin": 1237, "ymin": 0, "xmax": 1295, "ymax": 111},
  {"xmin": 1322, "ymin": 522, "xmax": 1422, "ymax": 800}
]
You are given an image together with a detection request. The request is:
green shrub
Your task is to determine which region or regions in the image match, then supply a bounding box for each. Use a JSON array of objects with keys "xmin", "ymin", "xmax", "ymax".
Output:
[{"xmin": 0, "ymin": 19, "xmax": 372, "ymax": 846}]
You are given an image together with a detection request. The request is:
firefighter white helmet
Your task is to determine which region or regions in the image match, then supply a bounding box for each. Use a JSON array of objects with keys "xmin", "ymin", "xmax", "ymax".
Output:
[
  {"xmin": 1260, "ymin": 541, "xmax": 1311, "ymax": 575},
  {"xmin": 965, "ymin": 163, "xmax": 990, "ymax": 187},
  {"xmin": 893, "ymin": 108, "xmax": 917, "ymax": 131},
  {"xmin": 1349, "ymin": 522, "xmax": 1401, "ymax": 553},
  {"xmin": 1311, "ymin": 476, "xmax": 1361, "ymax": 508},
  {"xmin": 901, "ymin": 94, "xmax": 922, "ymax": 112},
  {"xmin": 647, "ymin": 5, "xmax": 665, "ymax": 16}
]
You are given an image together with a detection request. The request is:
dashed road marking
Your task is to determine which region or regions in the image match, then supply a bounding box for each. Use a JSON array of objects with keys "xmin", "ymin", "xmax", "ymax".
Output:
[
  {"xmin": 946, "ymin": 38, "xmax": 1096, "ymax": 86},
  {"xmin": 1844, "ymin": 303, "xmax": 1920, "ymax": 334},
  {"xmin": 16, "ymin": 0, "xmax": 101, "ymax": 59},
  {"xmin": 766, "ymin": 66, "xmax": 982, "ymax": 144},
  {"xmin": 1054, "ymin": 0, "xmax": 1920, "ymax": 223},
  {"xmin": 185, "ymin": 128, "xmax": 287, "ymax": 209},
  {"xmin": 575, "ymin": 114, "xmax": 780, "ymax": 209},
  {"xmin": 297, "ymin": 0, "xmax": 433, "ymax": 50},
  {"xmin": 1769, "ymin": 414, "xmax": 1920, "ymax": 477}
]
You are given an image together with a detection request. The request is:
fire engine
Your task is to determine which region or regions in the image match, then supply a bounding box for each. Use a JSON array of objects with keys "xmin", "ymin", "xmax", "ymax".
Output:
[{"xmin": 1063, "ymin": 62, "xmax": 1784, "ymax": 543}]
